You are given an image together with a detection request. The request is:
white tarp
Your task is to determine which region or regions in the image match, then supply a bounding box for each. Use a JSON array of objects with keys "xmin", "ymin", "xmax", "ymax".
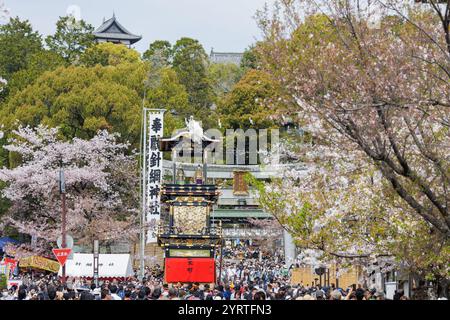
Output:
[
  {"xmin": 59, "ymin": 254, "xmax": 133, "ymax": 278},
  {"xmin": 385, "ymin": 282, "xmax": 397, "ymax": 300}
]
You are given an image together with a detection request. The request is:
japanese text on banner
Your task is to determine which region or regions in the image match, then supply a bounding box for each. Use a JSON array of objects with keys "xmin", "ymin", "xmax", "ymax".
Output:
[{"xmin": 146, "ymin": 110, "xmax": 164, "ymax": 243}]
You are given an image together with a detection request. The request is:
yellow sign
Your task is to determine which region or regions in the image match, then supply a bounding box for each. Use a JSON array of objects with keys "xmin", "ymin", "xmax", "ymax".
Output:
[
  {"xmin": 19, "ymin": 256, "xmax": 60, "ymax": 273},
  {"xmin": 169, "ymin": 249, "xmax": 210, "ymax": 258},
  {"xmin": 291, "ymin": 266, "xmax": 362, "ymax": 288}
]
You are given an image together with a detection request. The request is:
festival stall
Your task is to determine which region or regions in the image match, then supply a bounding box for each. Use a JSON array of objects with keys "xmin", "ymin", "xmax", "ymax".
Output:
[
  {"xmin": 19, "ymin": 256, "xmax": 60, "ymax": 274},
  {"xmin": 59, "ymin": 254, "xmax": 133, "ymax": 279}
]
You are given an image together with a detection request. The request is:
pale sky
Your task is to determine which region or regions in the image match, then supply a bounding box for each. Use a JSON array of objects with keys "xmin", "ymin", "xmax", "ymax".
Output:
[{"xmin": 1, "ymin": 0, "xmax": 273, "ymax": 53}]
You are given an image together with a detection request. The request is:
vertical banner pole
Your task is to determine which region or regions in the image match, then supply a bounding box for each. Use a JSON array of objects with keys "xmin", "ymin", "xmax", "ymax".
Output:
[
  {"xmin": 59, "ymin": 168, "xmax": 67, "ymax": 285},
  {"xmin": 140, "ymin": 108, "xmax": 165, "ymax": 279},
  {"xmin": 93, "ymin": 240, "xmax": 99, "ymax": 287},
  {"xmin": 140, "ymin": 109, "xmax": 147, "ymax": 281},
  {"xmin": 146, "ymin": 109, "xmax": 165, "ymax": 244}
]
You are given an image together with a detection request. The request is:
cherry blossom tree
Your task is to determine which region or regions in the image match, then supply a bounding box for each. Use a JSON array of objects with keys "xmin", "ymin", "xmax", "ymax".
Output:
[
  {"xmin": 247, "ymin": 217, "xmax": 284, "ymax": 251},
  {"xmin": 0, "ymin": 125, "xmax": 139, "ymax": 254},
  {"xmin": 250, "ymin": 0, "xmax": 449, "ymax": 284}
]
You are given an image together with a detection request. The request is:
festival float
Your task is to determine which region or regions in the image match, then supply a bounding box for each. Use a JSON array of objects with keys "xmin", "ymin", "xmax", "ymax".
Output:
[{"xmin": 157, "ymin": 117, "xmax": 222, "ymax": 284}]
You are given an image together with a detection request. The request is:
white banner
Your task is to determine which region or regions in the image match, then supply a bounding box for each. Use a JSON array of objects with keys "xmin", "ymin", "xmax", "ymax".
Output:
[{"xmin": 145, "ymin": 109, "xmax": 165, "ymax": 243}]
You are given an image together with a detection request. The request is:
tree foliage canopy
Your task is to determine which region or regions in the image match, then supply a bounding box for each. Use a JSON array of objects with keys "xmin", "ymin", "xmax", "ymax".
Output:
[
  {"xmin": 172, "ymin": 38, "xmax": 214, "ymax": 115},
  {"xmin": 219, "ymin": 69, "xmax": 279, "ymax": 130},
  {"xmin": 45, "ymin": 16, "xmax": 95, "ymax": 63},
  {"xmin": 0, "ymin": 63, "xmax": 146, "ymax": 145},
  {"xmin": 0, "ymin": 17, "xmax": 43, "ymax": 81},
  {"xmin": 80, "ymin": 42, "xmax": 141, "ymax": 67},
  {"xmin": 7, "ymin": 50, "xmax": 66, "ymax": 95},
  {"xmin": 254, "ymin": 0, "xmax": 450, "ymax": 278},
  {"xmin": 143, "ymin": 40, "xmax": 172, "ymax": 67},
  {"xmin": 208, "ymin": 62, "xmax": 244, "ymax": 97}
]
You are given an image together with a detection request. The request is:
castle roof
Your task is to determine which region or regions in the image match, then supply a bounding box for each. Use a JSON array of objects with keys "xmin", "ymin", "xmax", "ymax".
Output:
[{"xmin": 93, "ymin": 14, "xmax": 142, "ymax": 44}]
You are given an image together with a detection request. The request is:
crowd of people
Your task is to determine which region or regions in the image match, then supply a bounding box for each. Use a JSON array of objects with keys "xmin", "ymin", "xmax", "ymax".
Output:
[
  {"xmin": 1, "ymin": 273, "xmax": 403, "ymax": 301},
  {"xmin": 216, "ymin": 244, "xmax": 385, "ymax": 300},
  {"xmin": 219, "ymin": 244, "xmax": 290, "ymax": 289},
  {"xmin": 1, "ymin": 243, "xmax": 446, "ymax": 300}
]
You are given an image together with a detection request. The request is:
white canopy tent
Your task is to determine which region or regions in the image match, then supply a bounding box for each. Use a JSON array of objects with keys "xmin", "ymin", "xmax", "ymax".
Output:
[{"xmin": 59, "ymin": 254, "xmax": 133, "ymax": 278}]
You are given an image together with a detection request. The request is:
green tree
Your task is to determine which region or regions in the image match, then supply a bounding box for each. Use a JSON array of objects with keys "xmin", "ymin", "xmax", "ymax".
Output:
[
  {"xmin": 80, "ymin": 42, "xmax": 141, "ymax": 67},
  {"xmin": 0, "ymin": 56, "xmax": 192, "ymax": 147},
  {"xmin": 0, "ymin": 62, "xmax": 147, "ymax": 146},
  {"xmin": 7, "ymin": 50, "xmax": 66, "ymax": 95},
  {"xmin": 146, "ymin": 68, "xmax": 190, "ymax": 116},
  {"xmin": 143, "ymin": 40, "xmax": 172, "ymax": 67},
  {"xmin": 208, "ymin": 62, "xmax": 244, "ymax": 97},
  {"xmin": 0, "ymin": 17, "xmax": 43, "ymax": 81},
  {"xmin": 143, "ymin": 67, "xmax": 191, "ymax": 136},
  {"xmin": 172, "ymin": 38, "xmax": 214, "ymax": 117},
  {"xmin": 46, "ymin": 16, "xmax": 95, "ymax": 62},
  {"xmin": 240, "ymin": 45, "xmax": 259, "ymax": 70},
  {"xmin": 219, "ymin": 69, "xmax": 278, "ymax": 130}
]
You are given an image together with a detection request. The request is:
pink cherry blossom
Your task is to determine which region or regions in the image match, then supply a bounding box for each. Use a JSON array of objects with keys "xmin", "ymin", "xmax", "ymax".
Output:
[{"xmin": 0, "ymin": 125, "xmax": 139, "ymax": 256}]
